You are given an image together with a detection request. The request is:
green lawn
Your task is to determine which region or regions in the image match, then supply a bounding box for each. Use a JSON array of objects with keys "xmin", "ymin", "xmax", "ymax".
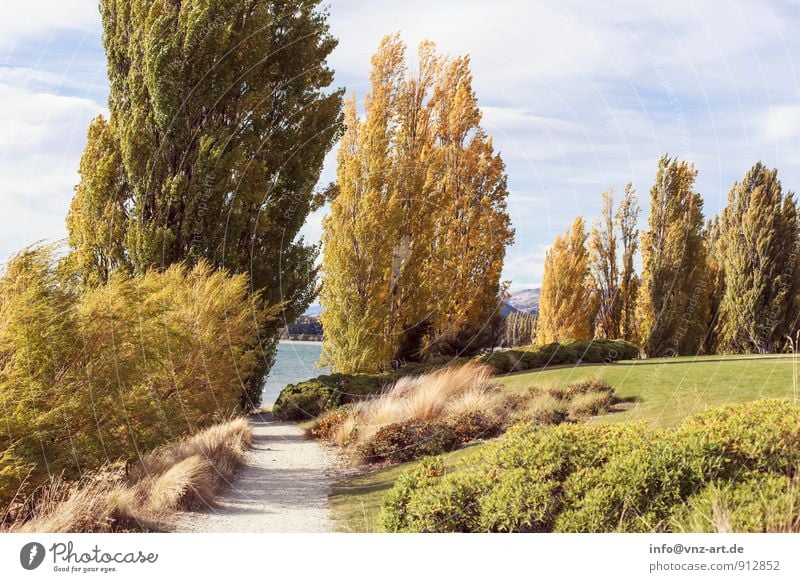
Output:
[
  {"xmin": 329, "ymin": 445, "xmax": 482, "ymax": 532},
  {"xmin": 328, "ymin": 354, "xmax": 800, "ymax": 530},
  {"xmin": 496, "ymin": 353, "xmax": 800, "ymax": 427}
]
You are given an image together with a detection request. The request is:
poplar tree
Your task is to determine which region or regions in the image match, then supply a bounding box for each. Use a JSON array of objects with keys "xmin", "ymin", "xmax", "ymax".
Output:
[
  {"xmin": 637, "ymin": 156, "xmax": 708, "ymax": 357},
  {"xmin": 616, "ymin": 183, "xmax": 641, "ymax": 344},
  {"xmin": 589, "ymin": 189, "xmax": 621, "ymax": 339},
  {"xmin": 320, "ymin": 36, "xmax": 513, "ymax": 373},
  {"xmin": 66, "ymin": 116, "xmax": 129, "ymax": 287},
  {"xmin": 718, "ymin": 163, "xmax": 800, "ymax": 353},
  {"xmin": 503, "ymin": 311, "xmax": 537, "ymax": 347},
  {"xmin": 702, "ymin": 217, "xmax": 725, "ymax": 354},
  {"xmin": 537, "ymin": 217, "xmax": 597, "ymax": 344},
  {"xmin": 425, "ymin": 54, "xmax": 514, "ymax": 357},
  {"xmin": 66, "ymin": 0, "xmax": 343, "ymax": 405}
]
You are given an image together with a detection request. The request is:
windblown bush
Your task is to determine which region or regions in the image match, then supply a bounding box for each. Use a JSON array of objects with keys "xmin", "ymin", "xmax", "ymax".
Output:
[
  {"xmin": 381, "ymin": 399, "xmax": 800, "ymax": 532},
  {"xmin": 0, "ymin": 246, "xmax": 266, "ymax": 507}
]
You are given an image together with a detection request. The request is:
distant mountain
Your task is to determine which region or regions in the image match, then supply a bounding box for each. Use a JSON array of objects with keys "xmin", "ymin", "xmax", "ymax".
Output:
[
  {"xmin": 304, "ymin": 290, "xmax": 539, "ymax": 319},
  {"xmin": 303, "ymin": 304, "xmax": 324, "ymax": 317},
  {"xmin": 505, "ymin": 288, "xmax": 540, "ymax": 314}
]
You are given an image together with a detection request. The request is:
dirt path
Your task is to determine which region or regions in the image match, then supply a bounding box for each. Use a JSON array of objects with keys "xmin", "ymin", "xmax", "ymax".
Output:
[{"xmin": 176, "ymin": 412, "xmax": 337, "ymax": 533}]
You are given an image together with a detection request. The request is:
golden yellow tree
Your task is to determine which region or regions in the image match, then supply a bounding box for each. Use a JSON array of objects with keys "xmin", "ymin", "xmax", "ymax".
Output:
[
  {"xmin": 424, "ymin": 55, "xmax": 514, "ymax": 356},
  {"xmin": 537, "ymin": 217, "xmax": 597, "ymax": 344},
  {"xmin": 321, "ymin": 35, "xmax": 513, "ymax": 372}
]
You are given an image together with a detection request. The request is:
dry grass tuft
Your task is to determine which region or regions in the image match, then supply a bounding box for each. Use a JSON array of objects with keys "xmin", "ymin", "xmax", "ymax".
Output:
[
  {"xmin": 3, "ymin": 417, "xmax": 252, "ymax": 533},
  {"xmin": 329, "ymin": 362, "xmax": 500, "ymax": 453},
  {"xmin": 567, "ymin": 390, "xmax": 614, "ymax": 419},
  {"xmin": 523, "ymin": 393, "xmax": 568, "ymax": 425}
]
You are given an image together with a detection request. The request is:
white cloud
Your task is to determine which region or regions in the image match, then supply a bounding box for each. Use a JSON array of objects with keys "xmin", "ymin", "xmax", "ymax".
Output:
[
  {"xmin": 0, "ymin": 0, "xmax": 98, "ymax": 50},
  {"xmin": 0, "ymin": 81, "xmax": 103, "ymax": 264},
  {"xmin": 763, "ymin": 105, "xmax": 800, "ymax": 141}
]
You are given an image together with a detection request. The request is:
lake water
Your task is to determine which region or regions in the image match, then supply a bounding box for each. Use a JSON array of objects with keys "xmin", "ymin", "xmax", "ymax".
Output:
[{"xmin": 262, "ymin": 341, "xmax": 328, "ymax": 405}]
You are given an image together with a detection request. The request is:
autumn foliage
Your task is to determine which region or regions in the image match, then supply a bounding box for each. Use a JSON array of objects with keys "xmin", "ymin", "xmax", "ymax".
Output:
[
  {"xmin": 0, "ymin": 246, "xmax": 267, "ymax": 507},
  {"xmin": 320, "ymin": 35, "xmax": 513, "ymax": 373}
]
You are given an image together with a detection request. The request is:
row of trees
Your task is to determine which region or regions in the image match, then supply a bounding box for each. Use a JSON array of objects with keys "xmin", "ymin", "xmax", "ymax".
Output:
[
  {"xmin": 320, "ymin": 36, "xmax": 514, "ymax": 373},
  {"xmin": 538, "ymin": 157, "xmax": 800, "ymax": 356},
  {"xmin": 501, "ymin": 311, "xmax": 538, "ymax": 348}
]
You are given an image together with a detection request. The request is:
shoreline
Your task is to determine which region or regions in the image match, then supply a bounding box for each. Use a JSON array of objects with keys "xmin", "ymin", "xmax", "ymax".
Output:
[{"xmin": 279, "ymin": 339, "xmax": 323, "ymax": 345}]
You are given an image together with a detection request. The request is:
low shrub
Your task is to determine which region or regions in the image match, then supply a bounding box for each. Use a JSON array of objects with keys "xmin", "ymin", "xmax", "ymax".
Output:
[
  {"xmin": 381, "ymin": 399, "xmax": 800, "ymax": 532},
  {"xmin": 312, "ymin": 365, "xmax": 618, "ymax": 467},
  {"xmin": 521, "ymin": 393, "xmax": 569, "ymax": 425},
  {"xmin": 447, "ymin": 411, "xmax": 502, "ymax": 443},
  {"xmin": 566, "ymin": 391, "xmax": 614, "ymax": 419},
  {"xmin": 273, "ymin": 364, "xmax": 471, "ymax": 421},
  {"xmin": 672, "ymin": 473, "xmax": 800, "ymax": 533},
  {"xmin": 476, "ymin": 339, "xmax": 638, "ymax": 375},
  {"xmin": 359, "ymin": 420, "xmax": 459, "ymax": 464},
  {"xmin": 308, "ymin": 406, "xmax": 356, "ymax": 441}
]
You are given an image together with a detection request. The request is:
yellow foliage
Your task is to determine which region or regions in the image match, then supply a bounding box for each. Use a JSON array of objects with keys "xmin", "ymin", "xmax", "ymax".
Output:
[
  {"xmin": 321, "ymin": 35, "xmax": 513, "ymax": 373},
  {"xmin": 537, "ymin": 217, "xmax": 597, "ymax": 344},
  {"xmin": 0, "ymin": 246, "xmax": 264, "ymax": 506}
]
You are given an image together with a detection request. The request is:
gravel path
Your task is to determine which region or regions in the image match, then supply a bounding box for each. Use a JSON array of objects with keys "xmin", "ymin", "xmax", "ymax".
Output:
[{"xmin": 176, "ymin": 412, "xmax": 337, "ymax": 533}]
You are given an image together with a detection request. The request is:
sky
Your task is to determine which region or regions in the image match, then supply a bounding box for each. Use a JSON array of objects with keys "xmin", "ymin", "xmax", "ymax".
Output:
[{"xmin": 2, "ymin": 0, "xmax": 800, "ymax": 289}]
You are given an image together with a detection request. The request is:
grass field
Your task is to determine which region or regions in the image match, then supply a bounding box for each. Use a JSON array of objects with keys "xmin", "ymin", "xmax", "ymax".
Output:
[
  {"xmin": 329, "ymin": 354, "xmax": 800, "ymax": 531},
  {"xmin": 497, "ymin": 354, "xmax": 800, "ymax": 427}
]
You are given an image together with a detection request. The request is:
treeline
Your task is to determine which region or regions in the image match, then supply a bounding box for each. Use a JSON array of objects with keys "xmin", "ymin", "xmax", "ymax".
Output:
[
  {"xmin": 538, "ymin": 157, "xmax": 800, "ymax": 356},
  {"xmin": 501, "ymin": 311, "xmax": 537, "ymax": 348}
]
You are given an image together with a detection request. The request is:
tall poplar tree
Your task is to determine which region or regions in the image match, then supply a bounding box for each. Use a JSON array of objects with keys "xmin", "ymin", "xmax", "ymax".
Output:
[
  {"xmin": 537, "ymin": 217, "xmax": 596, "ymax": 344},
  {"xmin": 66, "ymin": 0, "xmax": 343, "ymax": 405},
  {"xmin": 424, "ymin": 54, "xmax": 514, "ymax": 357},
  {"xmin": 320, "ymin": 35, "xmax": 513, "ymax": 373},
  {"xmin": 637, "ymin": 156, "xmax": 708, "ymax": 357},
  {"xmin": 589, "ymin": 189, "xmax": 621, "ymax": 339},
  {"xmin": 616, "ymin": 183, "xmax": 641, "ymax": 344},
  {"xmin": 702, "ymin": 217, "xmax": 725, "ymax": 354},
  {"xmin": 66, "ymin": 116, "xmax": 129, "ymax": 287},
  {"xmin": 718, "ymin": 163, "xmax": 800, "ymax": 353}
]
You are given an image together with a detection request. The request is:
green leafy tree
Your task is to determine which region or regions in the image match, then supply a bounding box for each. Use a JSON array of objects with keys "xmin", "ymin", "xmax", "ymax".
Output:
[
  {"xmin": 718, "ymin": 163, "xmax": 800, "ymax": 353},
  {"xmin": 616, "ymin": 184, "xmax": 641, "ymax": 344},
  {"xmin": 67, "ymin": 0, "xmax": 343, "ymax": 405},
  {"xmin": 637, "ymin": 156, "xmax": 708, "ymax": 357}
]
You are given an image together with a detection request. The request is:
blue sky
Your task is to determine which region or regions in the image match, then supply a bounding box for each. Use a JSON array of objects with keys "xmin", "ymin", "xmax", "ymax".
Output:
[{"xmin": 2, "ymin": 0, "xmax": 800, "ymax": 289}]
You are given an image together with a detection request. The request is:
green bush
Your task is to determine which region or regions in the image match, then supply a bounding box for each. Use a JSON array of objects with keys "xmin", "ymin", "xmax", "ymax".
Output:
[
  {"xmin": 476, "ymin": 339, "xmax": 638, "ymax": 375},
  {"xmin": 273, "ymin": 373, "xmax": 391, "ymax": 420},
  {"xmin": 381, "ymin": 399, "xmax": 800, "ymax": 532},
  {"xmin": 446, "ymin": 411, "xmax": 501, "ymax": 444},
  {"xmin": 359, "ymin": 420, "xmax": 459, "ymax": 464},
  {"xmin": 672, "ymin": 473, "xmax": 800, "ymax": 533}
]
